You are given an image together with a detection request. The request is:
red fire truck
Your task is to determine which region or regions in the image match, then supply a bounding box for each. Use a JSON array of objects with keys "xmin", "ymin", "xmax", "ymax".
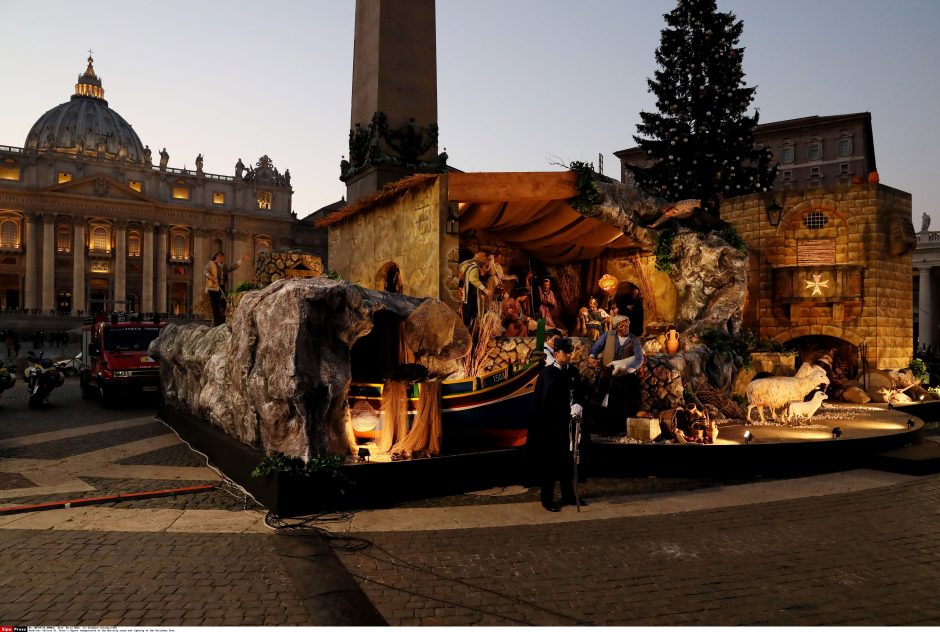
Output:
[{"xmin": 79, "ymin": 314, "xmax": 165, "ymax": 405}]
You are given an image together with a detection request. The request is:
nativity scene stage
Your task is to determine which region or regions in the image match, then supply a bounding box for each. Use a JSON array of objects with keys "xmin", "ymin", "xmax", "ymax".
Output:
[{"xmin": 152, "ymin": 167, "xmax": 932, "ymax": 517}]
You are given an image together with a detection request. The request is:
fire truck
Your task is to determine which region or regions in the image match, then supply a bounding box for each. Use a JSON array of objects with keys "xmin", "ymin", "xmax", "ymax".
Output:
[{"xmin": 79, "ymin": 314, "xmax": 165, "ymax": 405}]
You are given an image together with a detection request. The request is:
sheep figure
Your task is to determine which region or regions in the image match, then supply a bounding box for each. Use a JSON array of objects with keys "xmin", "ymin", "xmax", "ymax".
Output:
[
  {"xmin": 784, "ymin": 390, "xmax": 828, "ymax": 425},
  {"xmin": 745, "ymin": 366, "xmax": 830, "ymax": 423}
]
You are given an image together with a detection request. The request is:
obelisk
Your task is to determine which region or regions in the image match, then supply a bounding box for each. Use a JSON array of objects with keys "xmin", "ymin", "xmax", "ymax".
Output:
[{"xmin": 341, "ymin": 0, "xmax": 446, "ymax": 203}]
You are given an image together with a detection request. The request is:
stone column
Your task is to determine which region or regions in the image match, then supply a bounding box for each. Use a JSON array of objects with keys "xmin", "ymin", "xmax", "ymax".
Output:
[
  {"xmin": 41, "ymin": 215, "xmax": 55, "ymax": 313},
  {"xmin": 142, "ymin": 224, "xmax": 154, "ymax": 313},
  {"xmin": 114, "ymin": 221, "xmax": 126, "ymax": 312},
  {"xmin": 192, "ymin": 229, "xmax": 208, "ymax": 298},
  {"xmin": 919, "ymin": 266, "xmax": 933, "ymax": 348},
  {"xmin": 155, "ymin": 225, "xmax": 167, "ymax": 314},
  {"xmin": 72, "ymin": 218, "xmax": 86, "ymax": 316},
  {"xmin": 24, "ymin": 214, "xmax": 38, "ymax": 311}
]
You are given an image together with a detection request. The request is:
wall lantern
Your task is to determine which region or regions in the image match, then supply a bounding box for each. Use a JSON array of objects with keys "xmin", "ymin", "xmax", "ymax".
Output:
[
  {"xmin": 445, "ymin": 204, "xmax": 460, "ymax": 235},
  {"xmin": 765, "ymin": 194, "xmax": 784, "ymax": 227}
]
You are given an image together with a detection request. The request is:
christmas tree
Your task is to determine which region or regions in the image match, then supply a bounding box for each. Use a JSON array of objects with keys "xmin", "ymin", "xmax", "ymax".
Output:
[{"xmin": 633, "ymin": 0, "xmax": 777, "ymax": 219}]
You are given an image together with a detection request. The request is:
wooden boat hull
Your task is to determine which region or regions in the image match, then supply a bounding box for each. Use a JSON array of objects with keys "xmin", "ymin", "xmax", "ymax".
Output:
[{"xmin": 349, "ymin": 362, "xmax": 540, "ymax": 452}]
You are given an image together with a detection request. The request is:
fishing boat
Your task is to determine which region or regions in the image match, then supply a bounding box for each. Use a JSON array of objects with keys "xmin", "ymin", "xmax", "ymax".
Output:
[{"xmin": 348, "ymin": 359, "xmax": 541, "ymax": 453}]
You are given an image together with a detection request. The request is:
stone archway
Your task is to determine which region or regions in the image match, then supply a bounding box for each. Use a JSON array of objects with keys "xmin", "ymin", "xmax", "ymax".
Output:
[
  {"xmin": 783, "ymin": 334, "xmax": 860, "ymax": 380},
  {"xmin": 376, "ymin": 261, "xmax": 403, "ymax": 294}
]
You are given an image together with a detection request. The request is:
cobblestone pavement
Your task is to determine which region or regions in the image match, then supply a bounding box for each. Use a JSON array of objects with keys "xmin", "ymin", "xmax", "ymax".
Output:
[
  {"xmin": 0, "ymin": 380, "xmax": 382, "ymax": 626},
  {"xmin": 337, "ymin": 473, "xmax": 940, "ymax": 625}
]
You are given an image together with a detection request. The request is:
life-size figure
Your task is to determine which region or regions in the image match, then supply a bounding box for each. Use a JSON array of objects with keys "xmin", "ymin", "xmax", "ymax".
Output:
[
  {"xmin": 204, "ymin": 251, "xmax": 249, "ymax": 327},
  {"xmin": 526, "ymin": 337, "xmax": 587, "ymax": 512},
  {"xmin": 587, "ymin": 315, "xmax": 644, "ymax": 432},
  {"xmin": 537, "ymin": 277, "xmax": 565, "ymax": 332},
  {"xmin": 616, "ymin": 287, "xmax": 644, "ymax": 337},
  {"xmin": 457, "ymin": 252, "xmax": 492, "ymax": 329}
]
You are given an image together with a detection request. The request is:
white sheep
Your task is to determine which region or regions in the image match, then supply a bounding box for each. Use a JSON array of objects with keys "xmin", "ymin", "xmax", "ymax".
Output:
[
  {"xmin": 784, "ymin": 390, "xmax": 828, "ymax": 424},
  {"xmin": 746, "ymin": 366, "xmax": 829, "ymax": 423}
]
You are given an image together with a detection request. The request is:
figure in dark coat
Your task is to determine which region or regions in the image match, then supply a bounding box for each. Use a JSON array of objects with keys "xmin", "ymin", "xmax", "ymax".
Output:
[{"xmin": 526, "ymin": 337, "xmax": 587, "ymax": 512}]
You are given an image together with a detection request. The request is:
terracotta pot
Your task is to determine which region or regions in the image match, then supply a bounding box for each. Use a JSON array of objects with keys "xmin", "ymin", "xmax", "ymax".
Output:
[
  {"xmin": 867, "ymin": 171, "xmax": 880, "ymax": 184},
  {"xmin": 665, "ymin": 328, "xmax": 680, "ymax": 355},
  {"xmin": 851, "ymin": 175, "xmax": 864, "ymax": 185}
]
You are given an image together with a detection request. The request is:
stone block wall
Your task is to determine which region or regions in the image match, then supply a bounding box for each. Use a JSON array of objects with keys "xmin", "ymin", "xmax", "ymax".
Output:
[
  {"xmin": 723, "ymin": 183, "xmax": 913, "ymax": 369},
  {"xmin": 328, "ymin": 177, "xmax": 443, "ymax": 299}
]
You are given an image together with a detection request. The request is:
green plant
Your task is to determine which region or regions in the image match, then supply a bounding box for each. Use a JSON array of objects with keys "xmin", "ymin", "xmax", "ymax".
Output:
[
  {"xmin": 654, "ymin": 228, "xmax": 677, "ymax": 272},
  {"xmin": 910, "ymin": 357, "xmax": 929, "ymax": 383},
  {"xmin": 251, "ymin": 452, "xmax": 349, "ymax": 492},
  {"xmin": 701, "ymin": 327, "xmax": 759, "ymax": 367},
  {"xmin": 716, "ymin": 223, "xmax": 747, "ymax": 254},
  {"xmin": 568, "ymin": 161, "xmax": 604, "ymax": 215},
  {"xmin": 324, "ymin": 269, "xmax": 342, "ymax": 280},
  {"xmin": 234, "ymin": 281, "xmax": 261, "ymax": 293},
  {"xmin": 928, "ymin": 386, "xmax": 940, "ymax": 397}
]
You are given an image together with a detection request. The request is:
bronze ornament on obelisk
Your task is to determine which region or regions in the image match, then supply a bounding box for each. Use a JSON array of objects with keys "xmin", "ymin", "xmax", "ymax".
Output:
[{"xmin": 341, "ymin": 0, "xmax": 448, "ymax": 203}]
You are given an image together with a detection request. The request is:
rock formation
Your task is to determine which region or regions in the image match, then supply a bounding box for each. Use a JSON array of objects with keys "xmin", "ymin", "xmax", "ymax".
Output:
[
  {"xmin": 151, "ymin": 277, "xmax": 449, "ymax": 459},
  {"xmin": 668, "ymin": 228, "xmax": 748, "ymax": 335}
]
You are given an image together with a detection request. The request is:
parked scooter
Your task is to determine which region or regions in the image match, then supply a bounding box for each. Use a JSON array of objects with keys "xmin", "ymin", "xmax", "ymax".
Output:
[
  {"xmin": 24, "ymin": 352, "xmax": 65, "ymax": 408},
  {"xmin": 0, "ymin": 363, "xmax": 15, "ymax": 395}
]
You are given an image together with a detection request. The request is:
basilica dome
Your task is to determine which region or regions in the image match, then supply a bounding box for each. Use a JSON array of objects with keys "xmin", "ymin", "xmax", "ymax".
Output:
[{"xmin": 24, "ymin": 56, "xmax": 147, "ymax": 164}]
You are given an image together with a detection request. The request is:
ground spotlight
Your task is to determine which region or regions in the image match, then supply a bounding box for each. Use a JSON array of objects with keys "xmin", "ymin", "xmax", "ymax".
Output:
[
  {"xmin": 908, "ymin": 418, "xmax": 916, "ymax": 429},
  {"xmin": 919, "ymin": 395, "xmax": 925, "ymax": 402},
  {"xmin": 832, "ymin": 427, "xmax": 842, "ymax": 440},
  {"xmin": 743, "ymin": 430, "xmax": 753, "ymax": 444},
  {"xmin": 357, "ymin": 447, "xmax": 371, "ymax": 462}
]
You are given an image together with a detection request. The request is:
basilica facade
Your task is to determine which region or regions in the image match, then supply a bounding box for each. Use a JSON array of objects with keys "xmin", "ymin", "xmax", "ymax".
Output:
[{"xmin": 0, "ymin": 56, "xmax": 319, "ymax": 316}]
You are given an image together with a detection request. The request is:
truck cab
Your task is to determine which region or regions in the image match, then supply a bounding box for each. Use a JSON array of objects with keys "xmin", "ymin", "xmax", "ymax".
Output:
[{"xmin": 79, "ymin": 314, "xmax": 165, "ymax": 404}]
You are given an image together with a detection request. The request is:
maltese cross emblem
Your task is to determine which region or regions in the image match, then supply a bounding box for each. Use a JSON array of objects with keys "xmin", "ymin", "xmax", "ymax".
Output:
[{"xmin": 804, "ymin": 273, "xmax": 830, "ymax": 296}]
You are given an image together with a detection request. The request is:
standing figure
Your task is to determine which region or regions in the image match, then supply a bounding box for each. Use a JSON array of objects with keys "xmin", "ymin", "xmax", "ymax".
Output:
[
  {"xmin": 587, "ymin": 315, "xmax": 645, "ymax": 429},
  {"xmin": 204, "ymin": 251, "xmax": 249, "ymax": 327},
  {"xmin": 526, "ymin": 337, "xmax": 587, "ymax": 512},
  {"xmin": 158, "ymin": 148, "xmax": 169, "ymax": 171},
  {"xmin": 195, "ymin": 153, "xmax": 204, "ymax": 174},
  {"xmin": 457, "ymin": 252, "xmax": 492, "ymax": 329},
  {"xmin": 235, "ymin": 158, "xmax": 245, "ymax": 180},
  {"xmin": 537, "ymin": 277, "xmax": 564, "ymax": 332},
  {"xmin": 617, "ymin": 287, "xmax": 645, "ymax": 337},
  {"xmin": 143, "ymin": 145, "xmax": 152, "ymax": 165}
]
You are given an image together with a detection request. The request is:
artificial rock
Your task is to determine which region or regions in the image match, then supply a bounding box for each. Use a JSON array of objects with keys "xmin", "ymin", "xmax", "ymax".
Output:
[{"xmin": 151, "ymin": 277, "xmax": 427, "ymax": 459}]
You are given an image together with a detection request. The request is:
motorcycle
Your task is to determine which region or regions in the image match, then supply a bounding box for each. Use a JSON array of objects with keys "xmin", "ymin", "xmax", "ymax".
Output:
[
  {"xmin": 0, "ymin": 363, "xmax": 15, "ymax": 395},
  {"xmin": 54, "ymin": 352, "xmax": 83, "ymax": 377},
  {"xmin": 24, "ymin": 352, "xmax": 65, "ymax": 408}
]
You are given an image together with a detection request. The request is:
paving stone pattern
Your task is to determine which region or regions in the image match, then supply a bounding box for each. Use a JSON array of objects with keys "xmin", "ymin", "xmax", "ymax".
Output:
[
  {"xmin": 117, "ymin": 443, "xmax": 208, "ymax": 468},
  {"xmin": 340, "ymin": 474, "xmax": 940, "ymax": 626},
  {"xmin": 0, "ymin": 421, "xmax": 168, "ymax": 460},
  {"xmin": 0, "ymin": 530, "xmax": 314, "ymax": 626}
]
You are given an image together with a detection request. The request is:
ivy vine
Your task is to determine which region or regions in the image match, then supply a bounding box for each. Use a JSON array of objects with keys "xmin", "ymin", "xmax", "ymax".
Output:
[
  {"xmin": 654, "ymin": 228, "xmax": 677, "ymax": 272},
  {"xmin": 251, "ymin": 452, "xmax": 349, "ymax": 493},
  {"xmin": 568, "ymin": 161, "xmax": 603, "ymax": 215}
]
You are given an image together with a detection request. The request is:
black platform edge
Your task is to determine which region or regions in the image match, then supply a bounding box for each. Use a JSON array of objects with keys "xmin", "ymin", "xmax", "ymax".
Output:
[
  {"xmin": 157, "ymin": 405, "xmax": 525, "ymax": 517},
  {"xmin": 868, "ymin": 443, "xmax": 940, "ymax": 476},
  {"xmin": 158, "ymin": 405, "xmax": 925, "ymax": 517},
  {"xmin": 894, "ymin": 401, "xmax": 940, "ymax": 423}
]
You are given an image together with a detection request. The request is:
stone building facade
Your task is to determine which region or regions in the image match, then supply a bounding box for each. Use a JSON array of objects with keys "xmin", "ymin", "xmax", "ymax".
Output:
[
  {"xmin": 0, "ymin": 56, "xmax": 323, "ymax": 315},
  {"xmin": 722, "ymin": 183, "xmax": 914, "ymax": 370}
]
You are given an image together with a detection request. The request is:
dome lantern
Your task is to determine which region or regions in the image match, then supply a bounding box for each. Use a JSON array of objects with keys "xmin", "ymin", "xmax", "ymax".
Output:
[{"xmin": 73, "ymin": 53, "xmax": 106, "ymax": 103}]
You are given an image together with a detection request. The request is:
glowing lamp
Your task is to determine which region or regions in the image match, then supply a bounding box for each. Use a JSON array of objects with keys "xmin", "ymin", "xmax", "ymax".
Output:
[
  {"xmin": 743, "ymin": 430, "xmax": 752, "ymax": 444},
  {"xmin": 598, "ymin": 274, "xmax": 618, "ymax": 294}
]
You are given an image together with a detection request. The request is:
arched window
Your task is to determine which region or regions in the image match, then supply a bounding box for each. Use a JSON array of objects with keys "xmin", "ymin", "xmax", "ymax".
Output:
[
  {"xmin": 127, "ymin": 231, "xmax": 141, "ymax": 257},
  {"xmin": 171, "ymin": 233, "xmax": 188, "ymax": 260},
  {"xmin": 56, "ymin": 225, "xmax": 71, "ymax": 253},
  {"xmin": 0, "ymin": 220, "xmax": 20, "ymax": 248},
  {"xmin": 254, "ymin": 236, "xmax": 272, "ymax": 258},
  {"xmin": 91, "ymin": 226, "xmax": 110, "ymax": 253}
]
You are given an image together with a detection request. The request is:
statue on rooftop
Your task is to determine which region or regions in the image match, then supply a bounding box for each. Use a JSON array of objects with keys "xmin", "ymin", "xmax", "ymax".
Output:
[
  {"xmin": 143, "ymin": 145, "xmax": 152, "ymax": 165},
  {"xmin": 235, "ymin": 158, "xmax": 245, "ymax": 180},
  {"xmin": 195, "ymin": 153, "xmax": 204, "ymax": 175},
  {"xmin": 921, "ymin": 212, "xmax": 931, "ymax": 233},
  {"xmin": 159, "ymin": 147, "xmax": 169, "ymax": 171}
]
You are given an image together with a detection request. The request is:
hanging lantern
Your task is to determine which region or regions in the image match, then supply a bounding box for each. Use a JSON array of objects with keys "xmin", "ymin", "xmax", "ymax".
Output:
[{"xmin": 598, "ymin": 274, "xmax": 618, "ymax": 295}]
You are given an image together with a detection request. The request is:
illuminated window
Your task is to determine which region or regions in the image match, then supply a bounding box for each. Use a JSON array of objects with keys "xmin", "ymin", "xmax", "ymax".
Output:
[
  {"xmin": 257, "ymin": 191, "xmax": 272, "ymax": 210},
  {"xmin": 172, "ymin": 186, "xmax": 190, "ymax": 200},
  {"xmin": 58, "ymin": 172, "xmax": 73, "ymax": 184},
  {"xmin": 803, "ymin": 211, "xmax": 830, "ymax": 230},
  {"xmin": 128, "ymin": 180, "xmax": 142, "ymax": 192},
  {"xmin": 56, "ymin": 225, "xmax": 71, "ymax": 252},
  {"xmin": 213, "ymin": 192, "xmax": 225, "ymax": 205},
  {"xmin": 127, "ymin": 231, "xmax": 141, "ymax": 257},
  {"xmin": 91, "ymin": 226, "xmax": 110, "ymax": 252},
  {"xmin": 0, "ymin": 220, "xmax": 20, "ymax": 248},
  {"xmin": 170, "ymin": 233, "xmax": 188, "ymax": 260},
  {"xmin": 0, "ymin": 165, "xmax": 20, "ymax": 181}
]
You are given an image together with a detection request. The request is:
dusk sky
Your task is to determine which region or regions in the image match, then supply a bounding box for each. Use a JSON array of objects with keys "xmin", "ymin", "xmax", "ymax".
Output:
[{"xmin": 4, "ymin": 0, "xmax": 939, "ymax": 223}]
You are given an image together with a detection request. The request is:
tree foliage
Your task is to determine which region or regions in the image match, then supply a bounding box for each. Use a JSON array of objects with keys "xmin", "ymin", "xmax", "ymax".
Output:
[{"xmin": 633, "ymin": 0, "xmax": 777, "ymax": 218}]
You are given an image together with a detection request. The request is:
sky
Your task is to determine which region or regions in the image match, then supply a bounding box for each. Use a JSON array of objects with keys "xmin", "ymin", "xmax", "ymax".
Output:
[{"xmin": 3, "ymin": 0, "xmax": 940, "ymax": 223}]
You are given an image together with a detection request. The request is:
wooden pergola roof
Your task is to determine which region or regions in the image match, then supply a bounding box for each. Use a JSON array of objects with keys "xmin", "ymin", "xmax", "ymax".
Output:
[
  {"xmin": 317, "ymin": 171, "xmax": 643, "ymax": 263},
  {"xmin": 450, "ymin": 172, "xmax": 642, "ymax": 263}
]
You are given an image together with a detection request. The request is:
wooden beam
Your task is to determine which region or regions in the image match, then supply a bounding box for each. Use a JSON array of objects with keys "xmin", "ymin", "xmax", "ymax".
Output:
[{"xmin": 447, "ymin": 171, "xmax": 579, "ymax": 203}]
